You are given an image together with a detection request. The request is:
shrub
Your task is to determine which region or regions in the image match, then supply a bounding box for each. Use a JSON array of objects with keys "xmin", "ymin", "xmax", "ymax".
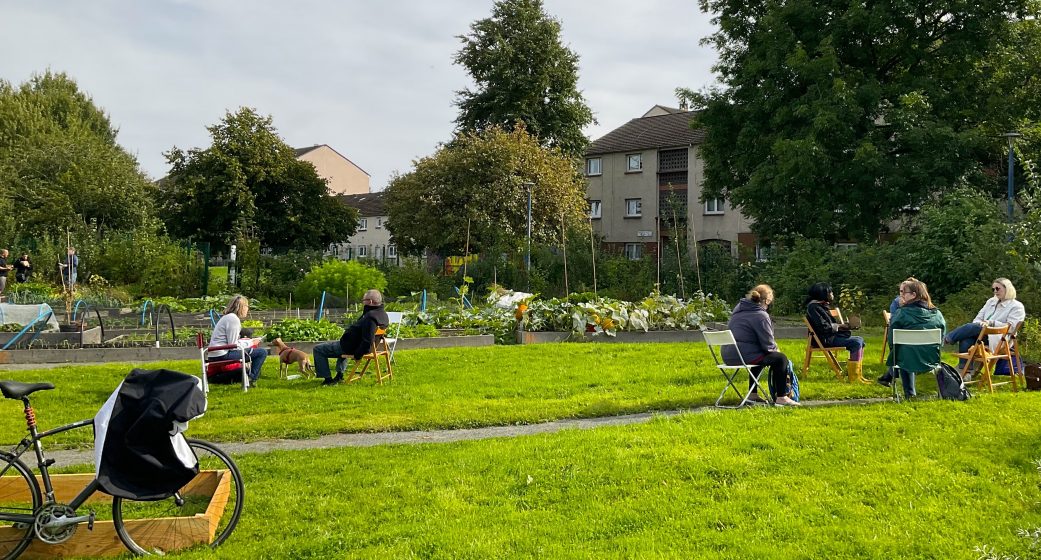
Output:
[{"xmin": 295, "ymin": 260, "xmax": 387, "ymax": 304}]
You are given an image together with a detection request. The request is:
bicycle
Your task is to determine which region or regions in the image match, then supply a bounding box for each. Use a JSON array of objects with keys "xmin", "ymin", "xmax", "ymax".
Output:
[{"xmin": 0, "ymin": 379, "xmax": 244, "ymax": 558}]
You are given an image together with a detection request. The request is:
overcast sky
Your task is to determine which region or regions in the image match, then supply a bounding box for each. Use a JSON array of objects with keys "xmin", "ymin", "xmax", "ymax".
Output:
[{"xmin": 0, "ymin": 0, "xmax": 719, "ymax": 188}]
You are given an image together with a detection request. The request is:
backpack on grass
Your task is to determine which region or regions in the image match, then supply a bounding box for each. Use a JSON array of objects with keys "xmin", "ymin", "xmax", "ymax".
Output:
[
  {"xmin": 768, "ymin": 359, "xmax": 800, "ymax": 402},
  {"xmin": 935, "ymin": 362, "xmax": 970, "ymax": 401}
]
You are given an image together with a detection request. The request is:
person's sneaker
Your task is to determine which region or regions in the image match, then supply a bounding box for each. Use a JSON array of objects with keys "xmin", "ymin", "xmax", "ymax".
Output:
[
  {"xmin": 876, "ymin": 376, "xmax": 892, "ymax": 387},
  {"xmin": 774, "ymin": 396, "xmax": 801, "ymax": 406},
  {"xmin": 746, "ymin": 393, "xmax": 767, "ymax": 404},
  {"xmin": 321, "ymin": 376, "xmax": 341, "ymax": 386}
]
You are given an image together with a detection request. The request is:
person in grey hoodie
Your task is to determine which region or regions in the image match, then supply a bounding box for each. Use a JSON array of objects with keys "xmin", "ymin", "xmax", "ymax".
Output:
[{"xmin": 721, "ymin": 284, "xmax": 800, "ymax": 406}]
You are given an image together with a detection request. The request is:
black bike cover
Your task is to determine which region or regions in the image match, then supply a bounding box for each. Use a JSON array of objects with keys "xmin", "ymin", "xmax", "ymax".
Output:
[{"xmin": 93, "ymin": 369, "xmax": 207, "ymax": 500}]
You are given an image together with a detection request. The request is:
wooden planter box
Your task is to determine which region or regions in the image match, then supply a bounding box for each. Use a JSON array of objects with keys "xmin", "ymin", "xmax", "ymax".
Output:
[{"xmin": 0, "ymin": 470, "xmax": 231, "ymax": 558}]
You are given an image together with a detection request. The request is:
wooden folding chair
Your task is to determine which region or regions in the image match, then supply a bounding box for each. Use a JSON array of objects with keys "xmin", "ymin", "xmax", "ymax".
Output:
[
  {"xmin": 955, "ymin": 324, "xmax": 1018, "ymax": 393},
  {"xmin": 1008, "ymin": 321, "xmax": 1026, "ymax": 389},
  {"xmin": 346, "ymin": 327, "xmax": 393, "ymax": 385},
  {"xmin": 802, "ymin": 317, "xmax": 845, "ymax": 378},
  {"xmin": 703, "ymin": 329, "xmax": 772, "ymax": 409},
  {"xmin": 890, "ymin": 328, "xmax": 942, "ymax": 402},
  {"xmin": 880, "ymin": 310, "xmax": 892, "ymax": 364}
]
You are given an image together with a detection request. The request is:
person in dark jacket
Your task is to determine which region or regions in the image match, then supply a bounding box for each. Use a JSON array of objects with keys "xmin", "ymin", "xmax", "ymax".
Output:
[
  {"xmin": 805, "ymin": 282, "xmax": 868, "ymax": 383},
  {"xmin": 883, "ymin": 278, "xmax": 946, "ymax": 398},
  {"xmin": 722, "ymin": 284, "xmax": 800, "ymax": 406},
  {"xmin": 313, "ymin": 289, "xmax": 390, "ymax": 385}
]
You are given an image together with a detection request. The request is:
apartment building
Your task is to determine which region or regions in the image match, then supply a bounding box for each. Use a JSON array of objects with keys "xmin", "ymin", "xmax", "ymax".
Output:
[
  {"xmin": 585, "ymin": 105, "xmax": 756, "ymax": 259},
  {"xmin": 329, "ymin": 192, "xmax": 400, "ymax": 265},
  {"xmin": 295, "ymin": 144, "xmax": 370, "ymax": 195}
]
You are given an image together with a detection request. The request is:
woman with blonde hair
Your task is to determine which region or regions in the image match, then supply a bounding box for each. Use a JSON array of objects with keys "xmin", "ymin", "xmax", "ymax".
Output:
[
  {"xmin": 207, "ymin": 294, "xmax": 267, "ymax": 385},
  {"xmin": 722, "ymin": 284, "xmax": 800, "ymax": 406},
  {"xmin": 944, "ymin": 278, "xmax": 1025, "ymax": 369},
  {"xmin": 885, "ymin": 278, "xmax": 946, "ymax": 398}
]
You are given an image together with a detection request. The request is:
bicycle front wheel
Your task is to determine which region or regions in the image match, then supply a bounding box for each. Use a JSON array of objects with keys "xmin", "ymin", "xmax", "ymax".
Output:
[
  {"xmin": 0, "ymin": 452, "xmax": 41, "ymax": 560},
  {"xmin": 111, "ymin": 439, "xmax": 244, "ymax": 556}
]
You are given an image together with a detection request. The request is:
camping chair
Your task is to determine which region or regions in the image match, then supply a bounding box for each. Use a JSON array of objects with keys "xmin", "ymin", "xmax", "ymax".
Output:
[
  {"xmin": 196, "ymin": 332, "xmax": 250, "ymax": 393},
  {"xmin": 384, "ymin": 311, "xmax": 403, "ymax": 364},
  {"xmin": 890, "ymin": 328, "xmax": 943, "ymax": 402},
  {"xmin": 703, "ymin": 329, "xmax": 773, "ymax": 409},
  {"xmin": 880, "ymin": 310, "xmax": 892, "ymax": 364},
  {"xmin": 955, "ymin": 324, "xmax": 1017, "ymax": 393},
  {"xmin": 801, "ymin": 317, "xmax": 845, "ymax": 379}
]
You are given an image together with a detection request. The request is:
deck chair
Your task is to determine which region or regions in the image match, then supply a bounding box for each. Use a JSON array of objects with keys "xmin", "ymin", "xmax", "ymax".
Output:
[
  {"xmin": 890, "ymin": 328, "xmax": 942, "ymax": 402},
  {"xmin": 196, "ymin": 332, "xmax": 249, "ymax": 393},
  {"xmin": 880, "ymin": 310, "xmax": 892, "ymax": 364},
  {"xmin": 801, "ymin": 317, "xmax": 845, "ymax": 378},
  {"xmin": 703, "ymin": 329, "xmax": 772, "ymax": 409},
  {"xmin": 955, "ymin": 324, "xmax": 1017, "ymax": 393}
]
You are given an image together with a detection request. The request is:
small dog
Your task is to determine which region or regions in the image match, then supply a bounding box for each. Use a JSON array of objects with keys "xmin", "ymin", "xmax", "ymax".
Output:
[{"xmin": 269, "ymin": 337, "xmax": 315, "ymax": 379}]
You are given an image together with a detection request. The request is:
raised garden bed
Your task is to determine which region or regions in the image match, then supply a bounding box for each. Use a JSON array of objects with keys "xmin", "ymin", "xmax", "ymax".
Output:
[{"xmin": 1, "ymin": 470, "xmax": 231, "ymax": 558}]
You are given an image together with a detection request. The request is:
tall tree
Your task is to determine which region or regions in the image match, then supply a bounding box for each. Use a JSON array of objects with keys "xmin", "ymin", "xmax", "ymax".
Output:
[
  {"xmin": 683, "ymin": 0, "xmax": 1039, "ymax": 240},
  {"xmin": 454, "ymin": 0, "xmax": 594, "ymax": 159},
  {"xmin": 160, "ymin": 108, "xmax": 357, "ymax": 252},
  {"xmin": 0, "ymin": 72, "xmax": 156, "ymax": 238},
  {"xmin": 385, "ymin": 125, "xmax": 588, "ymax": 256}
]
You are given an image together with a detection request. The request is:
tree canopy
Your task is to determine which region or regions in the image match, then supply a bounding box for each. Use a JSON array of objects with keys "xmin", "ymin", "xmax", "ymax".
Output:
[
  {"xmin": 384, "ymin": 125, "xmax": 588, "ymax": 256},
  {"xmin": 683, "ymin": 0, "xmax": 1041, "ymax": 240},
  {"xmin": 0, "ymin": 71, "xmax": 156, "ymax": 238},
  {"xmin": 454, "ymin": 0, "xmax": 594, "ymax": 159},
  {"xmin": 159, "ymin": 107, "xmax": 357, "ymax": 252}
]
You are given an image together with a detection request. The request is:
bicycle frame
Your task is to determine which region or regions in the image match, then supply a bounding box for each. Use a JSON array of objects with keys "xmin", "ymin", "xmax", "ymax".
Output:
[{"xmin": 1, "ymin": 396, "xmax": 99, "ymax": 526}]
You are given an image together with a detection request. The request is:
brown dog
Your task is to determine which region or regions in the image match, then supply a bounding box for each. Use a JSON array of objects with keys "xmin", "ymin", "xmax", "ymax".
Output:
[{"xmin": 270, "ymin": 337, "xmax": 315, "ymax": 379}]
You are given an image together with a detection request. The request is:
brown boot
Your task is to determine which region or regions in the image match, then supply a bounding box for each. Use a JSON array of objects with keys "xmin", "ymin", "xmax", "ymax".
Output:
[{"xmin": 847, "ymin": 360, "xmax": 870, "ymax": 384}]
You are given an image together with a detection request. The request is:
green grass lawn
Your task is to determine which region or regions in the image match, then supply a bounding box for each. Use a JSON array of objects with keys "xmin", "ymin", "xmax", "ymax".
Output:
[
  {"xmin": 0, "ymin": 338, "xmax": 905, "ymax": 446},
  {"xmin": 157, "ymin": 393, "xmax": 1041, "ymax": 559}
]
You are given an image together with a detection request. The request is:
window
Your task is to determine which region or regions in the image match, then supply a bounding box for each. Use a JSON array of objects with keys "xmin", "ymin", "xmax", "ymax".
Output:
[
  {"xmin": 704, "ymin": 198, "xmax": 724, "ymax": 215},
  {"xmin": 626, "ymin": 153, "xmax": 642, "ymax": 172},
  {"xmin": 357, "ymin": 245, "xmax": 368, "ymax": 258},
  {"xmin": 625, "ymin": 198, "xmax": 642, "ymax": 217},
  {"xmin": 586, "ymin": 157, "xmax": 602, "ymax": 176},
  {"xmin": 754, "ymin": 242, "xmax": 772, "ymax": 263},
  {"xmin": 589, "ymin": 200, "xmax": 602, "ymax": 219},
  {"xmin": 834, "ymin": 242, "xmax": 858, "ymax": 251},
  {"xmin": 388, "ymin": 245, "xmax": 397, "ymax": 258},
  {"xmin": 624, "ymin": 243, "xmax": 643, "ymax": 260},
  {"xmin": 376, "ymin": 217, "xmax": 383, "ymax": 229},
  {"xmin": 358, "ymin": 218, "xmax": 368, "ymax": 231},
  {"xmin": 345, "ymin": 247, "xmax": 353, "ymax": 260},
  {"xmin": 375, "ymin": 246, "xmax": 384, "ymax": 260}
]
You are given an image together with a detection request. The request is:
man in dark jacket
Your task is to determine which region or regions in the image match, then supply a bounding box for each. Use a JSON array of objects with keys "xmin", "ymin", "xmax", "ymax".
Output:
[{"xmin": 313, "ymin": 289, "xmax": 390, "ymax": 385}]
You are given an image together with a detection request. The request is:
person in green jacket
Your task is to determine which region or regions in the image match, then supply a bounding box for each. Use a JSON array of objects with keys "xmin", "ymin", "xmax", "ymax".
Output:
[{"xmin": 884, "ymin": 278, "xmax": 946, "ymax": 398}]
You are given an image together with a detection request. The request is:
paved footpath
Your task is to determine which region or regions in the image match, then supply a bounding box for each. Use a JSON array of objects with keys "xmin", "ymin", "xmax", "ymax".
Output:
[{"xmin": 45, "ymin": 398, "xmax": 885, "ymax": 467}]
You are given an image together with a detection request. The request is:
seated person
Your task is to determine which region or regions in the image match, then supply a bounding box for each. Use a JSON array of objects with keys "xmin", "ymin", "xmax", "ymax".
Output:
[
  {"xmin": 207, "ymin": 295, "xmax": 267, "ymax": 385},
  {"xmin": 884, "ymin": 278, "xmax": 946, "ymax": 398},
  {"xmin": 723, "ymin": 284, "xmax": 799, "ymax": 406},
  {"xmin": 313, "ymin": 289, "xmax": 390, "ymax": 386},
  {"xmin": 944, "ymin": 277, "xmax": 1025, "ymax": 370},
  {"xmin": 805, "ymin": 282, "xmax": 867, "ymax": 383}
]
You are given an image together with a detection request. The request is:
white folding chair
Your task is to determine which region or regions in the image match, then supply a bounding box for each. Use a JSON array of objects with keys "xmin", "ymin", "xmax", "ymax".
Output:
[
  {"xmin": 385, "ymin": 311, "xmax": 403, "ymax": 363},
  {"xmin": 891, "ymin": 328, "xmax": 942, "ymax": 402},
  {"xmin": 703, "ymin": 329, "xmax": 771, "ymax": 409}
]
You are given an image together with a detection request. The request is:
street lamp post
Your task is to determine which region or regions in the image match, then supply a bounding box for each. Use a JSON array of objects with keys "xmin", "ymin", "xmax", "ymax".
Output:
[
  {"xmin": 1002, "ymin": 132, "xmax": 1022, "ymax": 232},
  {"xmin": 523, "ymin": 181, "xmax": 534, "ymax": 290}
]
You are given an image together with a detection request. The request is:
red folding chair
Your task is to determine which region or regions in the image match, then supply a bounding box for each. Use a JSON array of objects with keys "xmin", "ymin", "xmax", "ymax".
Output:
[{"xmin": 196, "ymin": 332, "xmax": 249, "ymax": 393}]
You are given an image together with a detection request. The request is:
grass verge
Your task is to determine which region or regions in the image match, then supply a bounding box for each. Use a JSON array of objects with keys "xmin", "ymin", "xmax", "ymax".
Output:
[{"xmin": 0, "ymin": 336, "xmax": 967, "ymax": 445}]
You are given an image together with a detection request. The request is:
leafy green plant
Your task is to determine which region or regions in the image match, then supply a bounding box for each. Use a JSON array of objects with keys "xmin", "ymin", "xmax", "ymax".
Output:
[
  {"xmin": 838, "ymin": 286, "xmax": 866, "ymax": 317},
  {"xmin": 264, "ymin": 318, "xmax": 343, "ymax": 342},
  {"xmin": 397, "ymin": 323, "xmax": 440, "ymax": 338}
]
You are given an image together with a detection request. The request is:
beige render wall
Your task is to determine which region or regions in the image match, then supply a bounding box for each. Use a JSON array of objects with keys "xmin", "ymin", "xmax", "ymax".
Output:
[
  {"xmin": 298, "ymin": 146, "xmax": 370, "ymax": 195},
  {"xmin": 686, "ymin": 145, "xmax": 753, "ymax": 256},
  {"xmin": 588, "ymin": 151, "xmax": 660, "ymax": 244}
]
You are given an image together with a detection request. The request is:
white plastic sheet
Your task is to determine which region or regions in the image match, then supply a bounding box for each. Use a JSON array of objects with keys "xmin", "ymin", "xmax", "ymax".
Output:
[{"xmin": 0, "ymin": 303, "xmax": 61, "ymax": 332}]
